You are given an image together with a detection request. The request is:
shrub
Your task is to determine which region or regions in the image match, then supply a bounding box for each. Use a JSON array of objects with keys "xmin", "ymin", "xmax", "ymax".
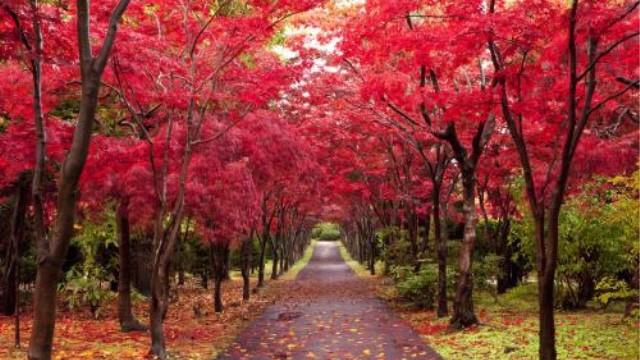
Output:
[
  {"xmin": 395, "ymin": 266, "xmax": 437, "ymax": 309},
  {"xmin": 318, "ymin": 228, "xmax": 341, "ymax": 240},
  {"xmin": 312, "ymin": 222, "xmax": 342, "ymax": 241},
  {"xmin": 62, "ymin": 268, "xmax": 114, "ymax": 318},
  {"xmin": 512, "ymin": 175, "xmax": 638, "ymax": 309},
  {"xmin": 384, "ymin": 235, "xmax": 413, "ymax": 267}
]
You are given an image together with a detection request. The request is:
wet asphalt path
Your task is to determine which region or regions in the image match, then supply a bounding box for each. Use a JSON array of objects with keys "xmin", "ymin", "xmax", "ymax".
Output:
[{"xmin": 218, "ymin": 241, "xmax": 442, "ymax": 360}]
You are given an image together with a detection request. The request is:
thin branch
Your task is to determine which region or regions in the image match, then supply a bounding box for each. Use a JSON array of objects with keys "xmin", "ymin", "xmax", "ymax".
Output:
[
  {"xmin": 586, "ymin": 79, "xmax": 639, "ymax": 118},
  {"xmin": 577, "ymin": 31, "xmax": 640, "ymax": 81},
  {"xmin": 93, "ymin": 0, "xmax": 131, "ymax": 73}
]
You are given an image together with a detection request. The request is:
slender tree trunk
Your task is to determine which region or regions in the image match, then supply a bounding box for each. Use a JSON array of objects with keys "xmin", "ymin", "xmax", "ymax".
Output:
[
  {"xmin": 368, "ymin": 231, "xmax": 376, "ymax": 276},
  {"xmin": 211, "ymin": 243, "xmax": 226, "ymax": 313},
  {"xmin": 422, "ymin": 210, "xmax": 431, "ymax": 254},
  {"xmin": 270, "ymin": 237, "xmax": 279, "ymax": 280},
  {"xmin": 240, "ymin": 235, "xmax": 252, "ymax": 301},
  {"xmin": 2, "ymin": 178, "xmax": 27, "ymax": 316},
  {"xmin": 408, "ymin": 209, "xmax": 419, "ymax": 271},
  {"xmin": 538, "ymin": 213, "xmax": 557, "ymax": 360},
  {"xmin": 3, "ymin": 175, "xmax": 28, "ymax": 350},
  {"xmin": 221, "ymin": 246, "xmax": 231, "ymax": 281},
  {"xmin": 625, "ymin": 263, "xmax": 639, "ymax": 316},
  {"xmin": 116, "ymin": 201, "xmax": 146, "ymax": 332},
  {"xmin": 433, "ymin": 187, "xmax": 448, "ymax": 317},
  {"xmin": 496, "ymin": 219, "xmax": 517, "ymax": 294},
  {"xmin": 450, "ymin": 173, "xmax": 479, "ymax": 329},
  {"xmin": 14, "ymin": 246, "xmax": 20, "ymax": 348},
  {"xmin": 257, "ymin": 234, "xmax": 268, "ymax": 288},
  {"xmin": 149, "ymin": 266, "xmax": 168, "ymax": 359}
]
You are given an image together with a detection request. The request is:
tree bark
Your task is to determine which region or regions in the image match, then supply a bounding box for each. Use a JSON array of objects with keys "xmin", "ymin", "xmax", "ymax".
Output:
[
  {"xmin": 210, "ymin": 243, "xmax": 226, "ymax": 313},
  {"xmin": 368, "ymin": 230, "xmax": 376, "ymax": 276},
  {"xmin": 433, "ymin": 187, "xmax": 448, "ymax": 317},
  {"xmin": 116, "ymin": 201, "xmax": 147, "ymax": 332},
  {"xmin": 240, "ymin": 235, "xmax": 252, "ymax": 301},
  {"xmin": 270, "ymin": 238, "xmax": 279, "ymax": 280},
  {"xmin": 537, "ymin": 215, "xmax": 556, "ymax": 360},
  {"xmin": 496, "ymin": 219, "xmax": 518, "ymax": 294},
  {"xmin": 450, "ymin": 173, "xmax": 479, "ymax": 329},
  {"xmin": 257, "ymin": 233, "xmax": 268, "ymax": 288},
  {"xmin": 422, "ymin": 210, "xmax": 431, "ymax": 254},
  {"xmin": 2, "ymin": 179, "xmax": 27, "ymax": 316}
]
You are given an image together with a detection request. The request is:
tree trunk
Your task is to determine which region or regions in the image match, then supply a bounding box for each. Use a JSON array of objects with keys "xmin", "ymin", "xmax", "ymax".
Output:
[
  {"xmin": 368, "ymin": 233, "xmax": 376, "ymax": 276},
  {"xmin": 211, "ymin": 243, "xmax": 227, "ymax": 313},
  {"xmin": 408, "ymin": 209, "xmax": 419, "ymax": 271},
  {"xmin": 257, "ymin": 234, "xmax": 267, "ymax": 288},
  {"xmin": 538, "ymin": 213, "xmax": 557, "ymax": 360},
  {"xmin": 240, "ymin": 236, "xmax": 252, "ymax": 301},
  {"xmin": 625, "ymin": 263, "xmax": 639, "ymax": 316},
  {"xmin": 221, "ymin": 245, "xmax": 231, "ymax": 281},
  {"xmin": 433, "ymin": 188, "xmax": 448, "ymax": 317},
  {"xmin": 496, "ymin": 219, "xmax": 518, "ymax": 294},
  {"xmin": 422, "ymin": 210, "xmax": 431, "ymax": 254},
  {"xmin": 149, "ymin": 261, "xmax": 168, "ymax": 360},
  {"xmin": 450, "ymin": 174, "xmax": 479, "ymax": 329},
  {"xmin": 270, "ymin": 237, "xmax": 279, "ymax": 280},
  {"xmin": 116, "ymin": 201, "xmax": 147, "ymax": 332},
  {"xmin": 2, "ymin": 178, "xmax": 28, "ymax": 316}
]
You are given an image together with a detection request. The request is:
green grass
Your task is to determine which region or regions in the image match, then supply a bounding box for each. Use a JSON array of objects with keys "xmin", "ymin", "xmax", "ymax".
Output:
[
  {"xmin": 337, "ymin": 241, "xmax": 384, "ymax": 276},
  {"xmin": 229, "ymin": 243, "xmax": 316, "ymax": 282},
  {"xmin": 394, "ymin": 283, "xmax": 640, "ymax": 360},
  {"xmin": 280, "ymin": 240, "xmax": 317, "ymax": 280}
]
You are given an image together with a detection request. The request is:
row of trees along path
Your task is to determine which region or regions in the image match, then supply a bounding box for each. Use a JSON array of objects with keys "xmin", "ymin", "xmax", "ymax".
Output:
[{"xmin": 0, "ymin": 1, "xmax": 637, "ymax": 360}]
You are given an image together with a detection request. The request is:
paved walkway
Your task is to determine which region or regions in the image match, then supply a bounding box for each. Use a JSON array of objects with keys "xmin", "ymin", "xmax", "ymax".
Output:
[{"xmin": 218, "ymin": 241, "xmax": 442, "ymax": 359}]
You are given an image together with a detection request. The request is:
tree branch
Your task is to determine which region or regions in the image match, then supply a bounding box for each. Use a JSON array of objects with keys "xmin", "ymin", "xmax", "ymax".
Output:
[{"xmin": 93, "ymin": 0, "xmax": 131, "ymax": 73}]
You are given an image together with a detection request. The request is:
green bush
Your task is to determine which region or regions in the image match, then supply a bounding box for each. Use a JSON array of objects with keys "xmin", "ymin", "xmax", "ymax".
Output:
[
  {"xmin": 62, "ymin": 268, "xmax": 114, "ymax": 318},
  {"xmin": 595, "ymin": 277, "xmax": 636, "ymax": 309},
  {"xmin": 312, "ymin": 222, "xmax": 342, "ymax": 241},
  {"xmin": 512, "ymin": 174, "xmax": 638, "ymax": 309},
  {"xmin": 394, "ymin": 265, "xmax": 437, "ymax": 309},
  {"xmin": 318, "ymin": 228, "xmax": 341, "ymax": 240},
  {"xmin": 383, "ymin": 234, "xmax": 413, "ymax": 267}
]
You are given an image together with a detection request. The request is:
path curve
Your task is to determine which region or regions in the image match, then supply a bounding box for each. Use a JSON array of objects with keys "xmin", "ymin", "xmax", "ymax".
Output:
[{"xmin": 218, "ymin": 241, "xmax": 442, "ymax": 360}]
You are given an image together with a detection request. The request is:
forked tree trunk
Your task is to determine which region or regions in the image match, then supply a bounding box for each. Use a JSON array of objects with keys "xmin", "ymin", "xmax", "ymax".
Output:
[
  {"xmin": 28, "ymin": 2, "xmax": 130, "ymax": 358},
  {"xmin": 116, "ymin": 201, "xmax": 147, "ymax": 332}
]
